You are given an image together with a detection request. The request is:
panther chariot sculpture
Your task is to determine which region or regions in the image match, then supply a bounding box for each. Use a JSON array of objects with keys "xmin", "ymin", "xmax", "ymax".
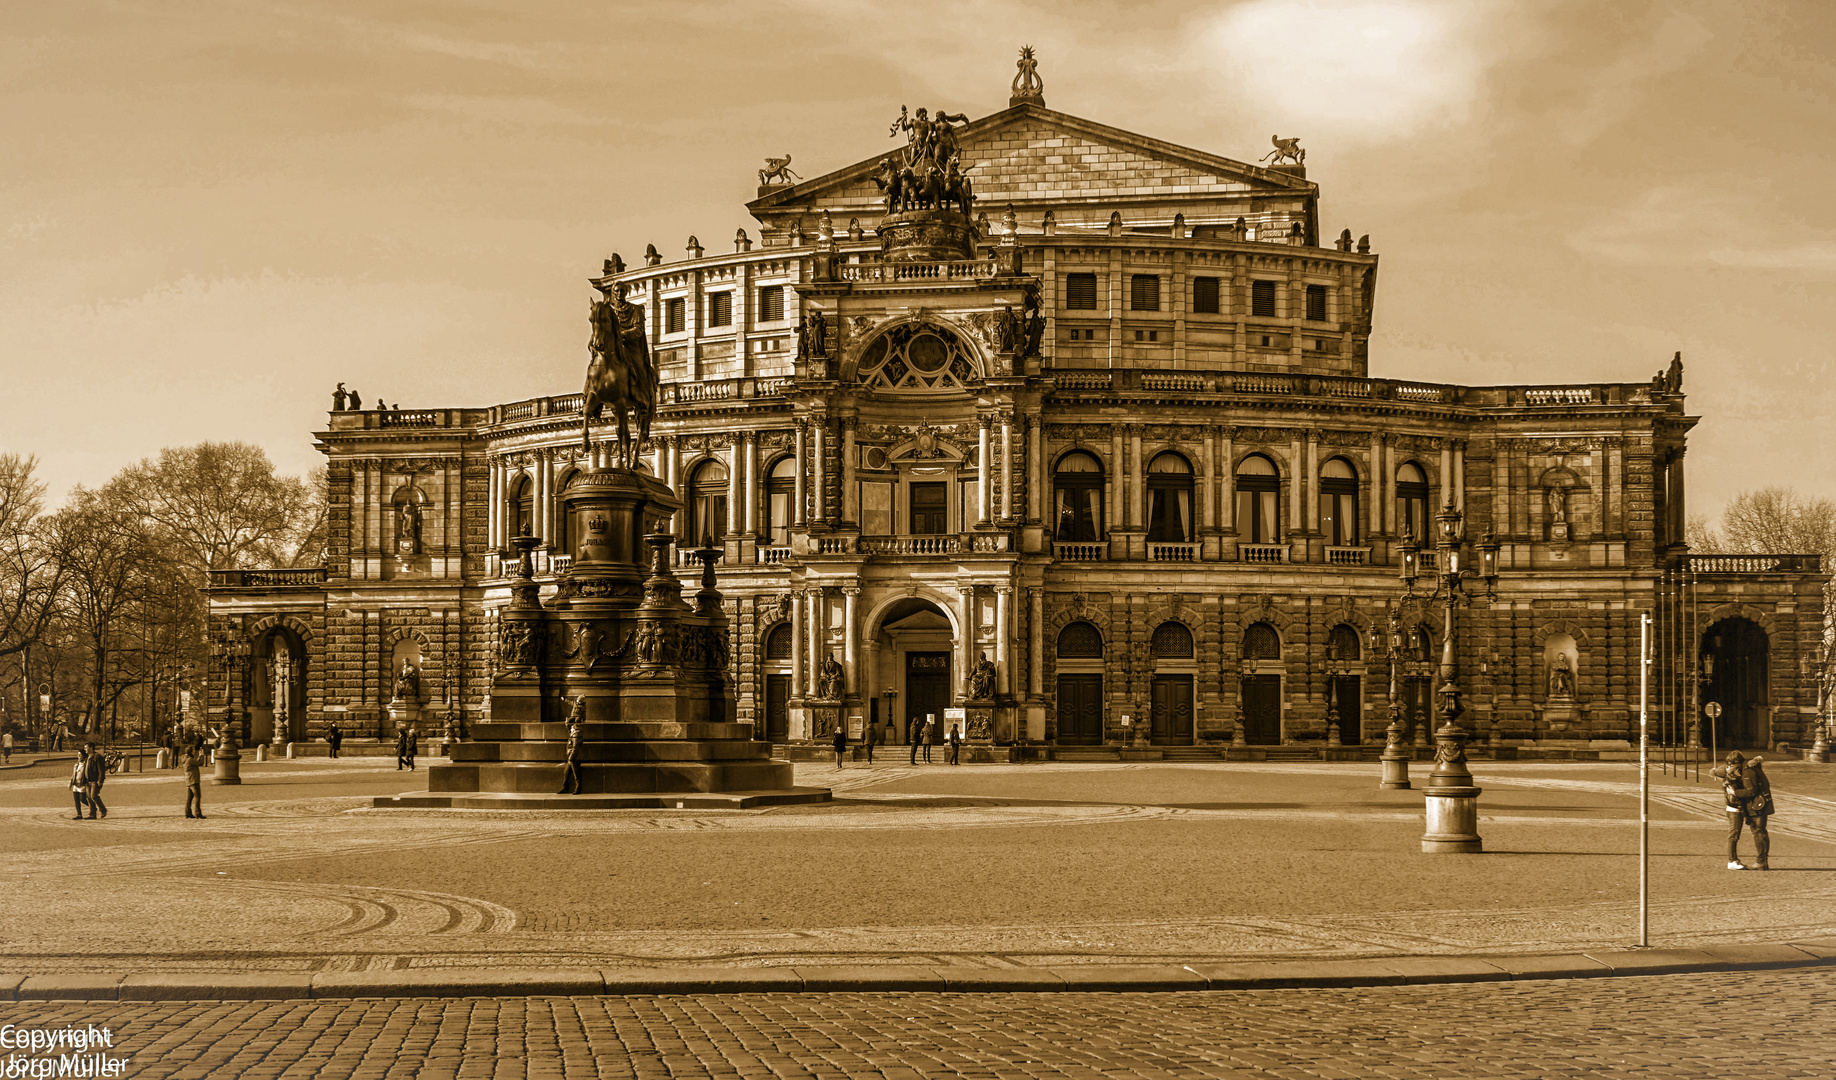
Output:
[
  {"xmin": 875, "ymin": 104, "xmax": 976, "ymax": 216},
  {"xmin": 1261, "ymin": 136, "xmax": 1305, "ymax": 167},
  {"xmin": 758, "ymin": 154, "xmax": 801, "ymax": 186}
]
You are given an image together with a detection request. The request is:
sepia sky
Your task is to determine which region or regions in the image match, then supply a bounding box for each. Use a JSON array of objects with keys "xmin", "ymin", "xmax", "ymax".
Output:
[{"xmin": 5, "ymin": 0, "xmax": 1834, "ymax": 528}]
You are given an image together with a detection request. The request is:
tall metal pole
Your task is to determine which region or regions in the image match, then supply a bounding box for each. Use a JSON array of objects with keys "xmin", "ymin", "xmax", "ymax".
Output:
[{"xmin": 1639, "ymin": 612, "xmax": 1651, "ymax": 948}]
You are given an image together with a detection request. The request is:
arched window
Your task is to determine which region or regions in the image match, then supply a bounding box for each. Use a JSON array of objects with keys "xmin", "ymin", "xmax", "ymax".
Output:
[
  {"xmin": 764, "ymin": 457, "xmax": 796, "ymax": 546},
  {"xmin": 1397, "ymin": 463, "xmax": 1429, "ymax": 544},
  {"xmin": 507, "ymin": 475, "xmax": 534, "ymax": 540},
  {"xmin": 1410, "ymin": 623, "xmax": 1436, "ymax": 662},
  {"xmin": 1056, "ymin": 621, "xmax": 1104, "ymax": 659},
  {"xmin": 689, "ymin": 460, "xmax": 728, "ymax": 544},
  {"xmin": 1146, "ymin": 452, "xmax": 1194, "ymax": 543},
  {"xmin": 1243, "ymin": 622, "xmax": 1282, "ymax": 660},
  {"xmin": 1150, "ymin": 621, "xmax": 1194, "ymax": 659},
  {"xmin": 1236, "ymin": 454, "xmax": 1281, "ymax": 543},
  {"xmin": 1053, "ymin": 451, "xmax": 1104, "ymax": 542},
  {"xmin": 765, "ymin": 623, "xmax": 792, "ymax": 660},
  {"xmin": 1328, "ymin": 623, "xmax": 1361, "ymax": 661},
  {"xmin": 1320, "ymin": 457, "xmax": 1359, "ymax": 546}
]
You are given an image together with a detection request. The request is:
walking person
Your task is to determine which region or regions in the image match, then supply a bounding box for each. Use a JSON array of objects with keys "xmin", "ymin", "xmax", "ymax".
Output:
[
  {"xmin": 2, "ymin": 729, "xmax": 12, "ymax": 764},
  {"xmin": 407, "ymin": 725, "xmax": 419, "ymax": 771},
  {"xmin": 395, "ymin": 726, "xmax": 411, "ymax": 771},
  {"xmin": 862, "ymin": 718, "xmax": 876, "ymax": 764},
  {"xmin": 184, "ymin": 745, "xmax": 204, "ymax": 818},
  {"xmin": 908, "ymin": 721, "xmax": 920, "ymax": 765},
  {"xmin": 80, "ymin": 741, "xmax": 107, "ymax": 819},
  {"xmin": 948, "ymin": 723, "xmax": 962, "ymax": 765},
  {"xmin": 833, "ymin": 723, "xmax": 849, "ymax": 769},
  {"xmin": 327, "ymin": 724, "xmax": 343, "ymax": 759},
  {"xmin": 69, "ymin": 751, "xmax": 90, "ymax": 819},
  {"xmin": 558, "ymin": 714, "xmax": 583, "ymax": 794}
]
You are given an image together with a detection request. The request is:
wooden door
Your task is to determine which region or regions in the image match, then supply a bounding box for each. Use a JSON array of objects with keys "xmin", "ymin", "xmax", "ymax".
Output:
[
  {"xmin": 906, "ymin": 652, "xmax": 950, "ymax": 741},
  {"xmin": 764, "ymin": 675, "xmax": 789, "ymax": 741},
  {"xmin": 1151, "ymin": 675, "xmax": 1194, "ymax": 744},
  {"xmin": 1056, "ymin": 674, "xmax": 1103, "ymax": 744},
  {"xmin": 1332, "ymin": 675, "xmax": 1361, "ymax": 745},
  {"xmin": 1242, "ymin": 674, "xmax": 1281, "ymax": 744}
]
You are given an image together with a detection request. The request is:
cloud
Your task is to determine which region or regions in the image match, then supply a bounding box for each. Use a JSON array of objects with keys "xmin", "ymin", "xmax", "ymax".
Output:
[
  {"xmin": 1192, "ymin": 0, "xmax": 1497, "ymax": 144},
  {"xmin": 1568, "ymin": 185, "xmax": 1836, "ymax": 271}
]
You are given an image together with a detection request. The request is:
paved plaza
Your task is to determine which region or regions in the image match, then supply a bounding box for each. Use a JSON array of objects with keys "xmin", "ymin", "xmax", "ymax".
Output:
[{"xmin": 3, "ymin": 756, "xmax": 1835, "ymax": 974}]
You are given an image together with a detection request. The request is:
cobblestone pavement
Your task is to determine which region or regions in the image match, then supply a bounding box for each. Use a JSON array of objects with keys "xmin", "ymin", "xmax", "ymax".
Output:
[
  {"xmin": 2, "ymin": 969, "xmax": 1830, "ymax": 1078},
  {"xmin": 2, "ymin": 759, "xmax": 1834, "ymax": 974}
]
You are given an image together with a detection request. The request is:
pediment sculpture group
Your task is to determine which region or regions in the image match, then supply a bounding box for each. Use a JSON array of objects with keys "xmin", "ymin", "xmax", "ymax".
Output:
[{"xmin": 877, "ymin": 106, "xmax": 976, "ymax": 216}]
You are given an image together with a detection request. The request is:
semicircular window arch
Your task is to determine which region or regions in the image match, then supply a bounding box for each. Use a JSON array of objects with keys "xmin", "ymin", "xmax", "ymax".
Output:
[{"xmin": 857, "ymin": 322, "xmax": 980, "ymax": 392}]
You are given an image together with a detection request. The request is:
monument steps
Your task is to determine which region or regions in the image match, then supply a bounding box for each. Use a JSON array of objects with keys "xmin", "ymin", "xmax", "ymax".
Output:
[{"xmin": 374, "ymin": 788, "xmax": 831, "ymax": 810}]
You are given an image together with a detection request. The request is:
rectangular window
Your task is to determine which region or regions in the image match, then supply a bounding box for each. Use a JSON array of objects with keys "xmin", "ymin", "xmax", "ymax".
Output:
[
  {"xmin": 1065, "ymin": 272, "xmax": 1098, "ymax": 310},
  {"xmin": 707, "ymin": 291, "xmax": 733, "ymax": 327},
  {"xmin": 909, "ymin": 482, "xmax": 948, "ymax": 535},
  {"xmin": 666, "ymin": 298, "xmax": 686, "ymax": 334},
  {"xmin": 1251, "ymin": 280, "xmax": 1277, "ymax": 317},
  {"xmin": 758, "ymin": 285, "xmax": 784, "ymax": 322},
  {"xmin": 1133, "ymin": 330, "xmax": 1159, "ymax": 342},
  {"xmin": 1129, "ymin": 274, "xmax": 1159, "ymax": 311},
  {"xmin": 1193, "ymin": 276, "xmax": 1220, "ymax": 314},
  {"xmin": 1305, "ymin": 284, "xmax": 1327, "ymax": 323}
]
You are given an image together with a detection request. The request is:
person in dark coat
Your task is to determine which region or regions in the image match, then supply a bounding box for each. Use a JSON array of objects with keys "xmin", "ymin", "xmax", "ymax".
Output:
[
  {"xmin": 862, "ymin": 718, "xmax": 876, "ymax": 764},
  {"xmin": 920, "ymin": 717, "xmax": 934, "ymax": 763},
  {"xmin": 948, "ymin": 723, "xmax": 962, "ymax": 765},
  {"xmin": 1714, "ymin": 751, "xmax": 1773, "ymax": 870},
  {"xmin": 406, "ymin": 726, "xmax": 419, "ymax": 771},
  {"xmin": 395, "ymin": 726, "xmax": 411, "ymax": 771},
  {"xmin": 80, "ymin": 742, "xmax": 108, "ymax": 819},
  {"xmin": 833, "ymin": 724, "xmax": 849, "ymax": 769},
  {"xmin": 908, "ymin": 721, "xmax": 920, "ymax": 765},
  {"xmin": 327, "ymin": 725, "xmax": 343, "ymax": 759}
]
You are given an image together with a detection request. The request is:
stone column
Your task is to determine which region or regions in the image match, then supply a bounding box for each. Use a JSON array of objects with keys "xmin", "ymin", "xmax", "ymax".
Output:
[
  {"xmin": 1220, "ymin": 427, "xmax": 1237, "ymax": 533},
  {"xmin": 1029, "ymin": 588, "xmax": 1045, "ymax": 697},
  {"xmin": 1305, "ymin": 430, "xmax": 1320, "ymax": 534},
  {"xmin": 1108, "ymin": 425, "xmax": 1124, "ymax": 535},
  {"xmin": 957, "ymin": 586, "xmax": 976, "ymax": 701},
  {"xmin": 999, "ymin": 412, "xmax": 1014, "ymax": 522},
  {"xmin": 789, "ymin": 589, "xmax": 804, "ymax": 698},
  {"xmin": 1453, "ymin": 440, "xmax": 1466, "ymax": 513},
  {"xmin": 841, "ymin": 419, "xmax": 857, "ymax": 526},
  {"xmin": 842, "ymin": 587, "xmax": 859, "ymax": 697},
  {"xmin": 486, "ymin": 460, "xmax": 501, "ymax": 551},
  {"xmin": 976, "ymin": 416, "xmax": 991, "ymax": 526},
  {"xmin": 1128, "ymin": 425, "xmax": 1144, "ymax": 530},
  {"xmin": 994, "ymin": 586, "xmax": 1012, "ymax": 695},
  {"xmin": 793, "ymin": 422, "xmax": 808, "ymax": 527},
  {"xmin": 1440, "ymin": 443, "xmax": 1454, "ymax": 512},
  {"xmin": 1202, "ymin": 426, "xmax": 1216, "ymax": 530},
  {"xmin": 1289, "ymin": 434, "xmax": 1304, "ymax": 537},
  {"xmin": 1371, "ymin": 433, "xmax": 1386, "ymax": 537},
  {"xmin": 813, "ymin": 420, "xmax": 829, "ymax": 525},
  {"xmin": 743, "ymin": 432, "xmax": 759, "ymax": 536},
  {"xmin": 1027, "ymin": 416, "xmax": 1043, "ymax": 523},
  {"xmin": 726, "ymin": 439, "xmax": 742, "ymax": 540},
  {"xmin": 1669, "ymin": 448, "xmax": 1687, "ymax": 545}
]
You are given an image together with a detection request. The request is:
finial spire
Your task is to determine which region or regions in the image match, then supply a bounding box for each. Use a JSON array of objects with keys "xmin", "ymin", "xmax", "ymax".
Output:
[{"xmin": 1010, "ymin": 45, "xmax": 1045, "ymax": 107}]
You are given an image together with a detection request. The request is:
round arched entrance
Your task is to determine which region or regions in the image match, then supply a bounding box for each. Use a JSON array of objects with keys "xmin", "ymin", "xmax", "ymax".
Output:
[
  {"xmin": 868, "ymin": 596, "xmax": 956, "ymax": 747},
  {"xmin": 251, "ymin": 626, "xmax": 306, "ymax": 745},
  {"xmin": 1701, "ymin": 617, "xmax": 1769, "ymax": 748}
]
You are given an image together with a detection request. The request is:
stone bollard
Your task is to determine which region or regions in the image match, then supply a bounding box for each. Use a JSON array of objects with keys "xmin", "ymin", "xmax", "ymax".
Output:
[
  {"xmin": 1421, "ymin": 720, "xmax": 1482, "ymax": 853},
  {"xmin": 155, "ymin": 748, "xmax": 171, "ymax": 770},
  {"xmin": 285, "ymin": 742, "xmax": 296, "ymax": 759},
  {"xmin": 212, "ymin": 733, "xmax": 242, "ymax": 786},
  {"xmin": 254, "ymin": 744, "xmax": 267, "ymax": 762},
  {"xmin": 1810, "ymin": 721, "xmax": 1828, "ymax": 764},
  {"xmin": 1379, "ymin": 714, "xmax": 1410, "ymax": 789}
]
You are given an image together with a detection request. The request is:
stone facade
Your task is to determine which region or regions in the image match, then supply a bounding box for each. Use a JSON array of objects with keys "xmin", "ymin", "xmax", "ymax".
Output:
[{"xmin": 206, "ymin": 92, "xmax": 1828, "ymax": 754}]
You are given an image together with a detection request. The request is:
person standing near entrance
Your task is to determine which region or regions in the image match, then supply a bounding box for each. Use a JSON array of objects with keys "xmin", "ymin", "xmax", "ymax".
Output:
[
  {"xmin": 920, "ymin": 715, "xmax": 935, "ymax": 763},
  {"xmin": 327, "ymin": 724, "xmax": 343, "ymax": 759},
  {"xmin": 862, "ymin": 718, "xmax": 876, "ymax": 764},
  {"xmin": 908, "ymin": 722, "xmax": 920, "ymax": 765},
  {"xmin": 832, "ymin": 724, "xmax": 849, "ymax": 769},
  {"xmin": 183, "ymin": 745, "xmax": 204, "ymax": 818},
  {"xmin": 407, "ymin": 726, "xmax": 419, "ymax": 771},
  {"xmin": 947, "ymin": 723, "xmax": 962, "ymax": 765}
]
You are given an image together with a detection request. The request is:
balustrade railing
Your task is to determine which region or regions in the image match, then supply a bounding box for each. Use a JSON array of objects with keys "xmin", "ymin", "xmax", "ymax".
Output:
[
  {"xmin": 208, "ymin": 568, "xmax": 328, "ymax": 589},
  {"xmin": 1325, "ymin": 546, "xmax": 1370, "ymax": 566},
  {"xmin": 1141, "ymin": 374, "xmax": 1204, "ymax": 392},
  {"xmin": 755, "ymin": 377, "xmax": 795, "ymax": 397},
  {"xmin": 860, "ymin": 535, "xmax": 960, "ymax": 555},
  {"xmin": 379, "ymin": 410, "xmax": 441, "ymax": 427},
  {"xmin": 812, "ymin": 536, "xmax": 855, "ymax": 555},
  {"xmin": 1687, "ymin": 553, "xmax": 1824, "ymax": 574},
  {"xmin": 968, "ymin": 533, "xmax": 1010, "ymax": 553},
  {"xmin": 1054, "ymin": 542, "xmax": 1106, "ymax": 561},
  {"xmin": 756, "ymin": 545, "xmax": 791, "ymax": 565},
  {"xmin": 1524, "ymin": 387, "xmax": 1598, "ymax": 406},
  {"xmin": 1147, "ymin": 542, "xmax": 1199, "ymax": 562},
  {"xmin": 1230, "ymin": 374, "xmax": 1294, "ymax": 394},
  {"xmin": 1237, "ymin": 543, "xmax": 1289, "ymax": 564},
  {"xmin": 838, "ymin": 259, "xmax": 997, "ymax": 283},
  {"xmin": 1055, "ymin": 373, "xmax": 1112, "ymax": 391},
  {"xmin": 549, "ymin": 554, "xmax": 573, "ymax": 575}
]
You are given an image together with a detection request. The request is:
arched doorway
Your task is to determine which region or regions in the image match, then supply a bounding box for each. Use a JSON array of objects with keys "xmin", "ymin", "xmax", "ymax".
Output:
[
  {"xmin": 251, "ymin": 627, "xmax": 306, "ymax": 745},
  {"xmin": 1327, "ymin": 623, "xmax": 1362, "ymax": 745},
  {"xmin": 1055, "ymin": 621, "xmax": 1105, "ymax": 744},
  {"xmin": 762, "ymin": 623, "xmax": 791, "ymax": 742},
  {"xmin": 870, "ymin": 596, "xmax": 955, "ymax": 746},
  {"xmin": 1701, "ymin": 618, "xmax": 1769, "ymax": 748},
  {"xmin": 1240, "ymin": 621, "xmax": 1283, "ymax": 744},
  {"xmin": 1149, "ymin": 621, "xmax": 1195, "ymax": 744}
]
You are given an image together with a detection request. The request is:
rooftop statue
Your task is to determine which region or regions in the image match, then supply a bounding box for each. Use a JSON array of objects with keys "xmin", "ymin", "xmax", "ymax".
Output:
[
  {"xmin": 583, "ymin": 280, "xmax": 658, "ymax": 469},
  {"xmin": 758, "ymin": 154, "xmax": 802, "ymax": 186},
  {"xmin": 1261, "ymin": 136, "xmax": 1305, "ymax": 167},
  {"xmin": 1010, "ymin": 45, "xmax": 1045, "ymax": 106},
  {"xmin": 887, "ymin": 104, "xmax": 972, "ymax": 214}
]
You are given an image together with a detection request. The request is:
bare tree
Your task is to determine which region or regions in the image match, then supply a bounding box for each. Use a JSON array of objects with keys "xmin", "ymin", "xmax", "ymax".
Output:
[
  {"xmin": 1710, "ymin": 487, "xmax": 1836, "ymax": 555},
  {"xmin": 103, "ymin": 442, "xmax": 310, "ymax": 580},
  {"xmin": 0, "ymin": 454, "xmax": 69, "ymax": 661},
  {"xmin": 49, "ymin": 488, "xmax": 167, "ymax": 737}
]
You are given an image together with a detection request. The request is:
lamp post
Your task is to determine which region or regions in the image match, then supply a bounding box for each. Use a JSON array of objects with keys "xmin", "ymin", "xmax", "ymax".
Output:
[
  {"xmin": 1400, "ymin": 498, "xmax": 1499, "ymax": 853},
  {"xmin": 1805, "ymin": 644, "xmax": 1829, "ymax": 764},
  {"xmin": 1370, "ymin": 605, "xmax": 1410, "ymax": 789}
]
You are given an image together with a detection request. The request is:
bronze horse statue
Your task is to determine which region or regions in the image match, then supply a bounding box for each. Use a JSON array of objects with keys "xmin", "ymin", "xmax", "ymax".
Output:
[{"xmin": 583, "ymin": 284, "xmax": 657, "ymax": 469}]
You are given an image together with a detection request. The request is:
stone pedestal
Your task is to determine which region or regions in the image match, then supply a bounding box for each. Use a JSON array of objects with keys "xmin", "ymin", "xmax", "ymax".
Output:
[
  {"xmin": 211, "ymin": 739, "xmax": 241, "ymax": 786},
  {"xmin": 388, "ymin": 699, "xmax": 422, "ymax": 733},
  {"xmin": 378, "ymin": 469, "xmax": 828, "ymax": 810},
  {"xmin": 1379, "ymin": 715, "xmax": 1411, "ymax": 790},
  {"xmin": 1421, "ymin": 720, "xmax": 1482, "ymax": 853},
  {"xmin": 1541, "ymin": 701, "xmax": 1580, "ymax": 738},
  {"xmin": 965, "ymin": 702, "xmax": 995, "ymax": 743},
  {"xmin": 156, "ymin": 749, "xmax": 172, "ymax": 770}
]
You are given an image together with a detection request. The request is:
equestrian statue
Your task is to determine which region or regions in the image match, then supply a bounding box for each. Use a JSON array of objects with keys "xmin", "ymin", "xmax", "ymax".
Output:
[{"xmin": 583, "ymin": 278, "xmax": 658, "ymax": 469}]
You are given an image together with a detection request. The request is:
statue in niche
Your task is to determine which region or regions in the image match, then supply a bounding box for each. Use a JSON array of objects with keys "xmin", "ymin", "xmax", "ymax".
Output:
[
  {"xmin": 817, "ymin": 653, "xmax": 843, "ymax": 700},
  {"xmin": 1548, "ymin": 486, "xmax": 1568, "ymax": 525},
  {"xmin": 396, "ymin": 499, "xmax": 421, "ymax": 556},
  {"xmin": 996, "ymin": 305, "xmax": 1022, "ymax": 353},
  {"xmin": 968, "ymin": 651, "xmax": 997, "ymax": 700},
  {"xmin": 393, "ymin": 659, "xmax": 421, "ymax": 703},
  {"xmin": 636, "ymin": 622, "xmax": 664, "ymax": 665},
  {"xmin": 1549, "ymin": 654, "xmax": 1574, "ymax": 699},
  {"xmin": 799, "ymin": 310, "xmax": 828, "ymax": 360}
]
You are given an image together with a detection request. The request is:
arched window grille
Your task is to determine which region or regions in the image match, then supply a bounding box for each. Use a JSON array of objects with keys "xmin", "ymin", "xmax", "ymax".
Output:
[
  {"xmin": 1150, "ymin": 622, "xmax": 1195, "ymax": 659},
  {"xmin": 1242, "ymin": 621, "xmax": 1282, "ymax": 660},
  {"xmin": 765, "ymin": 623, "xmax": 792, "ymax": 660},
  {"xmin": 1056, "ymin": 621, "xmax": 1104, "ymax": 659},
  {"xmin": 1328, "ymin": 623, "xmax": 1362, "ymax": 661}
]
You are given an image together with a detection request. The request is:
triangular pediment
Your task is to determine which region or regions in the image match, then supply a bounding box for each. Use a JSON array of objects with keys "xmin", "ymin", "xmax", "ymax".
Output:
[{"xmin": 750, "ymin": 103, "xmax": 1313, "ymax": 226}]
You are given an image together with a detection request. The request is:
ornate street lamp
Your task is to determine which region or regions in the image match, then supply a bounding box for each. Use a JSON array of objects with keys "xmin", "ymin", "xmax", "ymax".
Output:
[
  {"xmin": 1370, "ymin": 605, "xmax": 1410, "ymax": 789},
  {"xmin": 1403, "ymin": 498, "xmax": 1499, "ymax": 853}
]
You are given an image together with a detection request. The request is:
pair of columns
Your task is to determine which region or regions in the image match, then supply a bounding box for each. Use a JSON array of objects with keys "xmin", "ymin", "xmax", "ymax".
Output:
[{"xmin": 784, "ymin": 585, "xmax": 1015, "ymax": 702}]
